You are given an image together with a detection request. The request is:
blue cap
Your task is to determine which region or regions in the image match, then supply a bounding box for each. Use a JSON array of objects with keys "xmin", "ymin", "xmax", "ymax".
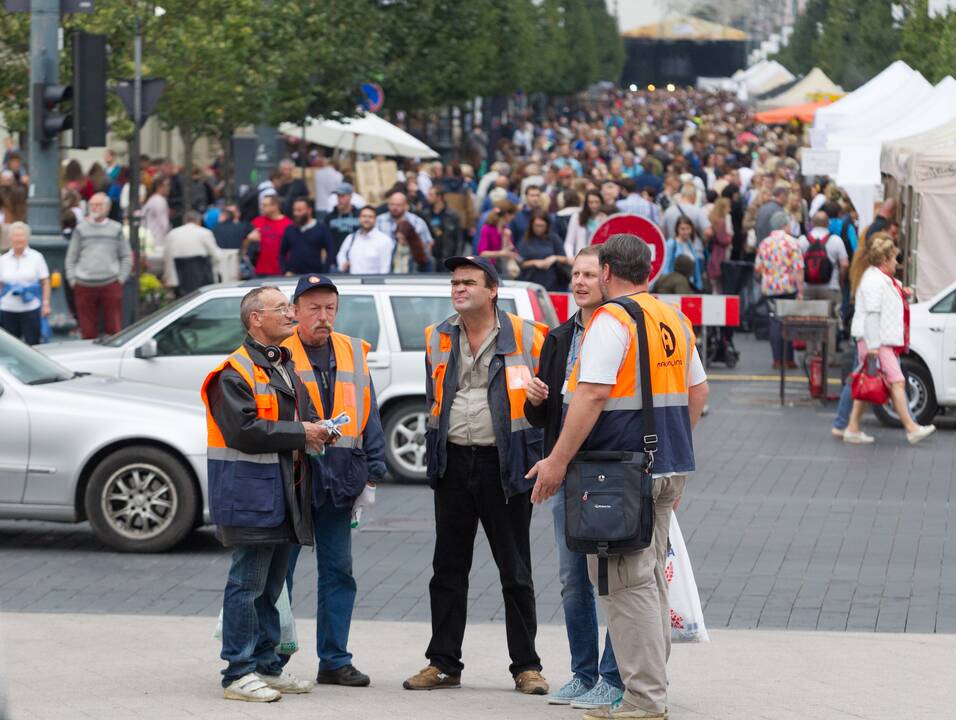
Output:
[
  {"xmin": 292, "ymin": 274, "xmax": 338, "ymax": 303},
  {"xmin": 443, "ymin": 255, "xmax": 500, "ymax": 284}
]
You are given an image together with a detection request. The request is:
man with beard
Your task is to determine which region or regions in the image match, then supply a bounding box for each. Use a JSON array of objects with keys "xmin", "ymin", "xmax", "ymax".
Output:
[{"xmin": 280, "ymin": 198, "xmax": 334, "ymax": 275}]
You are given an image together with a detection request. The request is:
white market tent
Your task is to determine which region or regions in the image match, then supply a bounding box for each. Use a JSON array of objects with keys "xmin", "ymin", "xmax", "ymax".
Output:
[
  {"xmin": 735, "ymin": 60, "xmax": 795, "ymax": 100},
  {"xmin": 279, "ymin": 113, "xmax": 439, "ymax": 159},
  {"xmin": 758, "ymin": 67, "xmax": 843, "ymax": 109},
  {"xmin": 881, "ymin": 118, "xmax": 956, "ymax": 300},
  {"xmin": 810, "ymin": 63, "xmax": 933, "ymax": 228}
]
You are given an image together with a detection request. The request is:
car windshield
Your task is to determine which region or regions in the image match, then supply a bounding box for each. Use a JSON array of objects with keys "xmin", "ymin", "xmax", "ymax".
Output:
[
  {"xmin": 0, "ymin": 328, "xmax": 75, "ymax": 385},
  {"xmin": 96, "ymin": 290, "xmax": 203, "ymax": 347}
]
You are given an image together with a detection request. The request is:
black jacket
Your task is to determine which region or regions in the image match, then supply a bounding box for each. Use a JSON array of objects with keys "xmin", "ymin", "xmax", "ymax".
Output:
[
  {"xmin": 523, "ymin": 313, "xmax": 578, "ymax": 455},
  {"xmin": 206, "ymin": 337, "xmax": 318, "ymax": 547}
]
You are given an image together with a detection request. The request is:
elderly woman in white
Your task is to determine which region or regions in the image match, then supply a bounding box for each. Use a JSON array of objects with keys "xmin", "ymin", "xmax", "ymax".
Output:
[
  {"xmin": 843, "ymin": 235, "xmax": 935, "ymax": 444},
  {"xmin": 0, "ymin": 221, "xmax": 50, "ymax": 345}
]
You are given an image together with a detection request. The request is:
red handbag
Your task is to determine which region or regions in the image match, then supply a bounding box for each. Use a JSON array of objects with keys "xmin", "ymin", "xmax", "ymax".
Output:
[{"xmin": 851, "ymin": 355, "xmax": 889, "ymax": 405}]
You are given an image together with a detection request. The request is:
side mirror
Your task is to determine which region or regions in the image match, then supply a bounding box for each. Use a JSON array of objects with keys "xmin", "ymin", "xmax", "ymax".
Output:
[{"xmin": 134, "ymin": 339, "xmax": 158, "ymax": 359}]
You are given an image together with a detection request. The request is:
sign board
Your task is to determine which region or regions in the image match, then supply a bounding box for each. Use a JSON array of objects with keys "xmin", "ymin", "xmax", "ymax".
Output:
[
  {"xmin": 590, "ymin": 213, "xmax": 666, "ymax": 284},
  {"xmin": 800, "ymin": 148, "xmax": 840, "ymax": 177},
  {"xmin": 355, "ymin": 159, "xmax": 398, "ymax": 206},
  {"xmin": 115, "ymin": 78, "xmax": 166, "ymax": 126},
  {"xmin": 359, "ymin": 82, "xmax": 384, "ymax": 113}
]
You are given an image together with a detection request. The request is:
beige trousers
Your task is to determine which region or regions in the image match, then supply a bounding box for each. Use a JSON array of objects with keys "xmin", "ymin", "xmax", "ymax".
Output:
[{"xmin": 587, "ymin": 474, "xmax": 687, "ymax": 715}]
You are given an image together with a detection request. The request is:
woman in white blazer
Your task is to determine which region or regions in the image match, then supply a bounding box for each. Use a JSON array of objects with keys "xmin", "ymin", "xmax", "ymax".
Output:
[{"xmin": 843, "ymin": 235, "xmax": 935, "ymax": 444}]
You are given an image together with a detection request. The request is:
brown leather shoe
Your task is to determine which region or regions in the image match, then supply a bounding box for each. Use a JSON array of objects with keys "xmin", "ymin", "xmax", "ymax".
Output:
[
  {"xmin": 402, "ymin": 666, "xmax": 461, "ymax": 691},
  {"xmin": 514, "ymin": 670, "xmax": 549, "ymax": 695}
]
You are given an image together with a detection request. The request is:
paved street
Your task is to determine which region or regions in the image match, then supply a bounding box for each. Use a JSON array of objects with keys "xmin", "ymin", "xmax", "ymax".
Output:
[{"xmin": 1, "ymin": 337, "xmax": 953, "ymax": 634}]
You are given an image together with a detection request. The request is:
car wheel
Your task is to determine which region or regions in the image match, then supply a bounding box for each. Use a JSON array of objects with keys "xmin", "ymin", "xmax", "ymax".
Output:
[
  {"xmin": 383, "ymin": 400, "xmax": 429, "ymax": 483},
  {"xmin": 872, "ymin": 357, "xmax": 938, "ymax": 428},
  {"xmin": 84, "ymin": 446, "xmax": 199, "ymax": 553}
]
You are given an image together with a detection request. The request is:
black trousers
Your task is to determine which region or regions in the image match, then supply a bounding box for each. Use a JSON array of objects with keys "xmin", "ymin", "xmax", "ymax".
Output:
[
  {"xmin": 425, "ymin": 443, "xmax": 541, "ymax": 677},
  {"xmin": 0, "ymin": 309, "xmax": 41, "ymax": 345}
]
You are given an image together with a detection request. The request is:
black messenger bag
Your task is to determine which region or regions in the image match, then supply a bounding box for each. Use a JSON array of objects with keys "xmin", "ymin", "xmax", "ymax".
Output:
[{"xmin": 564, "ymin": 296, "xmax": 657, "ymax": 596}]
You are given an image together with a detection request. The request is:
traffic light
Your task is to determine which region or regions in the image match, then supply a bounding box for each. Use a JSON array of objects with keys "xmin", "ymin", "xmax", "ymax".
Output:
[
  {"xmin": 72, "ymin": 31, "xmax": 106, "ymax": 148},
  {"xmin": 30, "ymin": 31, "xmax": 106, "ymax": 147},
  {"xmin": 32, "ymin": 83, "xmax": 72, "ymax": 143}
]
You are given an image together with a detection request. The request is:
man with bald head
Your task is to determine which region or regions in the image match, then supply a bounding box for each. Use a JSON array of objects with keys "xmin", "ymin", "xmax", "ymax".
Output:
[{"xmin": 65, "ymin": 192, "xmax": 131, "ymax": 338}]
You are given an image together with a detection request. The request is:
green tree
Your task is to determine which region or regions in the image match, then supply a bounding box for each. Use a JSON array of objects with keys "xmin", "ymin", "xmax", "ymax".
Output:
[
  {"xmin": 898, "ymin": 0, "xmax": 955, "ymax": 83},
  {"xmin": 814, "ymin": 0, "xmax": 900, "ymax": 89},
  {"xmin": 0, "ymin": 11, "xmax": 31, "ymax": 136},
  {"xmin": 773, "ymin": 0, "xmax": 829, "ymax": 76},
  {"xmin": 561, "ymin": 0, "xmax": 598, "ymax": 91},
  {"xmin": 268, "ymin": 0, "xmax": 384, "ymax": 123},
  {"xmin": 586, "ymin": 0, "xmax": 624, "ymax": 83}
]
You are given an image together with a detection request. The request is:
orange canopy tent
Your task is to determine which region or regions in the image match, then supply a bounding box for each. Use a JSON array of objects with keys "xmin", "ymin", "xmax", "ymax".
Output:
[{"xmin": 754, "ymin": 99, "xmax": 832, "ymax": 125}]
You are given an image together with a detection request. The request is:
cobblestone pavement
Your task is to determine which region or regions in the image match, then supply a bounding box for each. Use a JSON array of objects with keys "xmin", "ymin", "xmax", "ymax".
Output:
[{"xmin": 1, "ymin": 336, "xmax": 954, "ymax": 633}]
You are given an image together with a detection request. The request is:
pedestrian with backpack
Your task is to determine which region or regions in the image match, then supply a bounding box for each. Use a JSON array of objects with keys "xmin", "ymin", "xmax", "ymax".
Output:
[{"xmin": 798, "ymin": 211, "xmax": 848, "ymax": 318}]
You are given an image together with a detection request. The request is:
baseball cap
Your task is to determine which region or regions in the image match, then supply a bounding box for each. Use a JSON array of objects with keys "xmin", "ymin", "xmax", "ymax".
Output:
[
  {"xmin": 444, "ymin": 255, "xmax": 500, "ymax": 285},
  {"xmin": 334, "ymin": 182, "xmax": 353, "ymax": 196},
  {"xmin": 292, "ymin": 274, "xmax": 338, "ymax": 303}
]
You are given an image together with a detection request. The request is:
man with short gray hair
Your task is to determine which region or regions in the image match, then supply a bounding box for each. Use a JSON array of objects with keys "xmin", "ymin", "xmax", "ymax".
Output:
[
  {"xmin": 527, "ymin": 233, "xmax": 708, "ymax": 720},
  {"xmin": 65, "ymin": 192, "xmax": 131, "ymax": 338}
]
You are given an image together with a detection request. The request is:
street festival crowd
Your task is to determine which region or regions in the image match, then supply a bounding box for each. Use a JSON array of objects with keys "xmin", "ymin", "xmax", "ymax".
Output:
[{"xmin": 0, "ymin": 85, "xmax": 937, "ymax": 715}]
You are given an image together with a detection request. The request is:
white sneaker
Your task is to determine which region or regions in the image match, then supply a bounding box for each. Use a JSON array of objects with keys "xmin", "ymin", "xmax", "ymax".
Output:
[
  {"xmin": 257, "ymin": 670, "xmax": 314, "ymax": 694},
  {"xmin": 223, "ymin": 672, "xmax": 281, "ymax": 702},
  {"xmin": 906, "ymin": 424, "xmax": 936, "ymax": 445},
  {"xmin": 843, "ymin": 430, "xmax": 875, "ymax": 444}
]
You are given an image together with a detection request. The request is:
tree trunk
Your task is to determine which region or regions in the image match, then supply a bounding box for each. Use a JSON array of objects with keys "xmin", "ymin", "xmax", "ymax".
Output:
[{"xmin": 181, "ymin": 126, "xmax": 196, "ymax": 214}]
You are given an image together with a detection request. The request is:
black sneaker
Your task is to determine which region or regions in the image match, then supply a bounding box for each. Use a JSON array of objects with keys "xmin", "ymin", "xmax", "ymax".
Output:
[{"xmin": 316, "ymin": 664, "xmax": 371, "ymax": 687}]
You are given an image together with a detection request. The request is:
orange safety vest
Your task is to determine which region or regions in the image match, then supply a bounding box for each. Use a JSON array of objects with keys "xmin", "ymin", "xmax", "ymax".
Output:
[
  {"xmin": 200, "ymin": 345, "xmax": 284, "ymax": 526},
  {"xmin": 425, "ymin": 312, "xmax": 546, "ymax": 434},
  {"xmin": 565, "ymin": 293, "xmax": 697, "ymax": 474},
  {"xmin": 282, "ymin": 329, "xmax": 371, "ymax": 449}
]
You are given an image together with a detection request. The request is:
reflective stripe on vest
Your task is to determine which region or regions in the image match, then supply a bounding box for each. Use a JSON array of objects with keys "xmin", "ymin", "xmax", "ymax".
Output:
[
  {"xmin": 282, "ymin": 330, "xmax": 371, "ymax": 449},
  {"xmin": 564, "ymin": 293, "xmax": 696, "ymax": 473},
  {"xmin": 425, "ymin": 313, "xmax": 545, "ymax": 434},
  {"xmin": 200, "ymin": 345, "xmax": 280, "ymax": 460},
  {"xmin": 565, "ymin": 294, "xmax": 695, "ymax": 406}
]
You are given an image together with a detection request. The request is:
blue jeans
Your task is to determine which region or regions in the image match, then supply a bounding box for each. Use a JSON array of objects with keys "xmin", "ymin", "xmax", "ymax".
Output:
[
  {"xmin": 220, "ymin": 543, "xmax": 292, "ymax": 687},
  {"xmin": 552, "ymin": 491, "xmax": 621, "ymax": 689},
  {"xmin": 285, "ymin": 492, "xmax": 357, "ymax": 671}
]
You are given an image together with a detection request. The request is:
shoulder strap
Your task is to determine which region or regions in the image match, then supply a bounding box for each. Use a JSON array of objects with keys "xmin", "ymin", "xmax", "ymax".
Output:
[{"xmin": 607, "ymin": 296, "xmax": 658, "ymax": 470}]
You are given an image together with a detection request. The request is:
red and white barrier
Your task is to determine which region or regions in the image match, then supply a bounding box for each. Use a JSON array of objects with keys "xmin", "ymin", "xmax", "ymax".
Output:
[{"xmin": 548, "ymin": 293, "xmax": 741, "ymax": 327}]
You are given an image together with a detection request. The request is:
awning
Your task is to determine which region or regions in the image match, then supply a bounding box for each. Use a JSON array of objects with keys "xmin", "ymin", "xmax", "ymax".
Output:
[{"xmin": 755, "ymin": 100, "xmax": 833, "ymax": 125}]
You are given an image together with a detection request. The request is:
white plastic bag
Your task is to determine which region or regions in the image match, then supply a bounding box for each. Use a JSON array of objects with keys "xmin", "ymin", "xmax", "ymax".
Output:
[
  {"xmin": 666, "ymin": 511, "xmax": 710, "ymax": 643},
  {"xmin": 214, "ymin": 584, "xmax": 299, "ymax": 656}
]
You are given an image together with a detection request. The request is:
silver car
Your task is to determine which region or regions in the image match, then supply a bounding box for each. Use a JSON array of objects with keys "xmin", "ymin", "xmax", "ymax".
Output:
[
  {"xmin": 0, "ymin": 329, "xmax": 207, "ymax": 553},
  {"xmin": 41, "ymin": 275, "xmax": 558, "ymax": 482}
]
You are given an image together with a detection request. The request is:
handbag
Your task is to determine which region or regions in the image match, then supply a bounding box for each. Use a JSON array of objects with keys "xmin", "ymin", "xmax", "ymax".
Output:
[
  {"xmin": 850, "ymin": 354, "xmax": 889, "ymax": 405},
  {"xmin": 564, "ymin": 296, "xmax": 656, "ymax": 596}
]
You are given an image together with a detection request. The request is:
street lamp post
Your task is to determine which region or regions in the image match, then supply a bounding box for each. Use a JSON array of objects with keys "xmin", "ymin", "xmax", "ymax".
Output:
[{"xmin": 129, "ymin": 12, "xmax": 143, "ymax": 320}]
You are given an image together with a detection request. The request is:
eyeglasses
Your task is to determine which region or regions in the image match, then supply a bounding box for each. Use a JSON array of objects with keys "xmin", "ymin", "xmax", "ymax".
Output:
[{"xmin": 260, "ymin": 304, "xmax": 293, "ymax": 316}]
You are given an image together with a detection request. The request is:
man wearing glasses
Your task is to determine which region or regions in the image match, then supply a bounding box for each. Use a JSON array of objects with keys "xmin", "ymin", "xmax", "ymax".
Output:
[{"xmin": 201, "ymin": 286, "xmax": 332, "ymax": 703}]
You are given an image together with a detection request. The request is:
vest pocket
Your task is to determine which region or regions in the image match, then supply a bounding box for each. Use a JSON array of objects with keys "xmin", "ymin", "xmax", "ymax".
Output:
[
  {"xmin": 230, "ymin": 462, "xmax": 279, "ymax": 513},
  {"xmin": 345, "ymin": 447, "xmax": 369, "ymax": 499}
]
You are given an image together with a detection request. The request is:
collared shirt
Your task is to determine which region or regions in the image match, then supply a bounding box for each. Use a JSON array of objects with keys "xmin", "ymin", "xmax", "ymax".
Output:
[
  {"xmin": 336, "ymin": 228, "xmax": 394, "ymax": 274},
  {"xmin": 562, "ymin": 312, "xmax": 586, "ymax": 394},
  {"xmin": 375, "ymin": 210, "xmax": 434, "ymax": 247},
  {"xmin": 616, "ymin": 193, "xmax": 662, "ymax": 228},
  {"xmin": 447, "ymin": 313, "xmax": 500, "ymax": 446}
]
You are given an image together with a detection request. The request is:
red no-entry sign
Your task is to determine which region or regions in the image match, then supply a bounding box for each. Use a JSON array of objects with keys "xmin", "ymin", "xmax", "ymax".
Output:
[{"xmin": 591, "ymin": 213, "xmax": 666, "ymax": 284}]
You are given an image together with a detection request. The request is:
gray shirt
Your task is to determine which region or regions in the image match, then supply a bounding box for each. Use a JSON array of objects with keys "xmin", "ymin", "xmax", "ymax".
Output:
[
  {"xmin": 446, "ymin": 314, "xmax": 500, "ymax": 447},
  {"xmin": 65, "ymin": 218, "xmax": 132, "ymax": 287}
]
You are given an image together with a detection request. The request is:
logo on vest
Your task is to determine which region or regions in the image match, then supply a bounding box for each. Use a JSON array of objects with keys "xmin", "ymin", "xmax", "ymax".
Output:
[{"xmin": 660, "ymin": 322, "xmax": 677, "ymax": 358}]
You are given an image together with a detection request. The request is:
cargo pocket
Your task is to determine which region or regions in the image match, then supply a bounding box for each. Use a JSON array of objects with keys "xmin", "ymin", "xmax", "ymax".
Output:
[{"xmin": 231, "ymin": 462, "xmax": 278, "ymax": 513}]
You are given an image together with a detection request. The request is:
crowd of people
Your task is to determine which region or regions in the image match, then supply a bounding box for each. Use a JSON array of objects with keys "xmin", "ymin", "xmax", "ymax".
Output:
[{"xmin": 0, "ymin": 86, "xmax": 933, "ymax": 445}]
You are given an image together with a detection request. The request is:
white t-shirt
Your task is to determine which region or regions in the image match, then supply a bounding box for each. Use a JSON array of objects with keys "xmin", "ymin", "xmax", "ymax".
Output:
[
  {"xmin": 575, "ymin": 311, "xmax": 707, "ymax": 387},
  {"xmin": 0, "ymin": 247, "xmax": 50, "ymax": 312},
  {"xmin": 797, "ymin": 227, "xmax": 848, "ymax": 291}
]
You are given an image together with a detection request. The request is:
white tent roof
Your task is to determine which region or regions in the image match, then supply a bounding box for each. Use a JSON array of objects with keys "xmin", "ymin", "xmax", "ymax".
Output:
[
  {"xmin": 743, "ymin": 60, "xmax": 795, "ymax": 95},
  {"xmin": 881, "ymin": 116, "xmax": 956, "ymax": 185},
  {"xmin": 279, "ymin": 113, "xmax": 439, "ymax": 159},
  {"xmin": 758, "ymin": 67, "xmax": 843, "ymax": 109},
  {"xmin": 814, "ymin": 61, "xmax": 917, "ymax": 131}
]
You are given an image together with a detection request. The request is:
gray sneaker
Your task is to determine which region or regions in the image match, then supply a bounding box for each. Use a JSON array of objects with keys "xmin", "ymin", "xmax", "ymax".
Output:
[
  {"xmin": 571, "ymin": 678, "xmax": 624, "ymax": 709},
  {"xmin": 548, "ymin": 677, "xmax": 591, "ymax": 705}
]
